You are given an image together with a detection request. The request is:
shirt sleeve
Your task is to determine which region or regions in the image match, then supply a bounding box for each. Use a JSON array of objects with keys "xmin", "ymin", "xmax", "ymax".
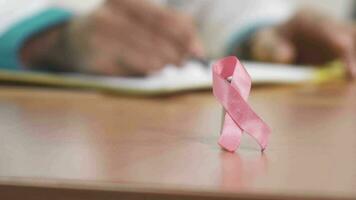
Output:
[{"xmin": 0, "ymin": 7, "xmax": 72, "ymax": 70}]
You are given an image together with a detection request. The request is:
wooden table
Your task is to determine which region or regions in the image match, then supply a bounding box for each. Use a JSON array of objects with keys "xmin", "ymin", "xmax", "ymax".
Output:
[{"xmin": 0, "ymin": 83, "xmax": 355, "ymax": 200}]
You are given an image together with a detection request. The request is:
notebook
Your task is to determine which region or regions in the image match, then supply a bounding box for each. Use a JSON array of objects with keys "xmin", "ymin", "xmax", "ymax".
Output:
[{"xmin": 0, "ymin": 60, "xmax": 345, "ymax": 95}]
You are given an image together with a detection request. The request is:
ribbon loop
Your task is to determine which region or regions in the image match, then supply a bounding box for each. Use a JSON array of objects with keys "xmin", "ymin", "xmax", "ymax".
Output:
[{"xmin": 212, "ymin": 56, "xmax": 271, "ymax": 152}]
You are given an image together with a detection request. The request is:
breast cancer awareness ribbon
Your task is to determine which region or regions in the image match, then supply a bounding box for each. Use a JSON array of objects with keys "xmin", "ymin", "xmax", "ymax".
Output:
[{"xmin": 212, "ymin": 56, "xmax": 271, "ymax": 152}]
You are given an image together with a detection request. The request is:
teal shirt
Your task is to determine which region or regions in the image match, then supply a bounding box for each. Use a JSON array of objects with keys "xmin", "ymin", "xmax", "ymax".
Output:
[
  {"xmin": 225, "ymin": 20, "xmax": 276, "ymax": 57},
  {"xmin": 0, "ymin": 8, "xmax": 72, "ymax": 70}
]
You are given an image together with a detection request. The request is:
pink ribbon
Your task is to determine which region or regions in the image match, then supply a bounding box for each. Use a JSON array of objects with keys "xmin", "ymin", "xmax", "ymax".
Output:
[{"xmin": 212, "ymin": 56, "xmax": 271, "ymax": 152}]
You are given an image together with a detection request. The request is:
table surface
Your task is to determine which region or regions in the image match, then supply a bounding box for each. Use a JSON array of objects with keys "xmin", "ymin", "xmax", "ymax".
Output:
[{"xmin": 0, "ymin": 83, "xmax": 356, "ymax": 200}]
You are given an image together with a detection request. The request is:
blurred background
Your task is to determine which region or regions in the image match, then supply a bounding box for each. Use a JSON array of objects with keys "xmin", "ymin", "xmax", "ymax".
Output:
[
  {"xmin": 2, "ymin": 0, "xmax": 356, "ymax": 89},
  {"xmin": 59, "ymin": 0, "xmax": 355, "ymax": 19}
]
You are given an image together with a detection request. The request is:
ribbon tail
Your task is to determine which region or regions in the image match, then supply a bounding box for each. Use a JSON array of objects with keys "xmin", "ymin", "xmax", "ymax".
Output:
[{"xmin": 219, "ymin": 113, "xmax": 243, "ymax": 152}]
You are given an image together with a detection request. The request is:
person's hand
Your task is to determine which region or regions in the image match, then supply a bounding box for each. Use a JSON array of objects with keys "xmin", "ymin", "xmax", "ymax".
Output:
[
  {"xmin": 22, "ymin": 0, "xmax": 204, "ymax": 76},
  {"xmin": 250, "ymin": 9, "xmax": 356, "ymax": 78}
]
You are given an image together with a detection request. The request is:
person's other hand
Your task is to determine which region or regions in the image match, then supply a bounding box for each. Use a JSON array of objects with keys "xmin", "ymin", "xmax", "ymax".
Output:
[
  {"xmin": 250, "ymin": 9, "xmax": 356, "ymax": 78},
  {"xmin": 22, "ymin": 0, "xmax": 203, "ymax": 76}
]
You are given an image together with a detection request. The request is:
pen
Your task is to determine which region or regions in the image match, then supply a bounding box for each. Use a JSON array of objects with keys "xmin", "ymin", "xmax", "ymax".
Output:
[{"xmin": 191, "ymin": 57, "xmax": 210, "ymax": 67}]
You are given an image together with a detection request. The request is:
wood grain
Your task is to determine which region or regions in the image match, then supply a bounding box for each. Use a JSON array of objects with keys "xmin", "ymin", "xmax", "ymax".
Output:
[{"xmin": 0, "ymin": 83, "xmax": 355, "ymax": 200}]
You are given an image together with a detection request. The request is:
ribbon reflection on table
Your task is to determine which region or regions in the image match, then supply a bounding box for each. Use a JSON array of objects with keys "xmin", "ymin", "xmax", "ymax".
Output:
[{"xmin": 212, "ymin": 56, "xmax": 271, "ymax": 152}]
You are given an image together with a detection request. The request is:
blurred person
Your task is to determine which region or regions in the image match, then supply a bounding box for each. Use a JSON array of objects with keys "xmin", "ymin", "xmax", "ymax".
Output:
[
  {"xmin": 0, "ymin": 0, "xmax": 355, "ymax": 77},
  {"xmin": 170, "ymin": 0, "xmax": 356, "ymax": 77},
  {"xmin": 249, "ymin": 9, "xmax": 356, "ymax": 77},
  {"xmin": 0, "ymin": 0, "xmax": 204, "ymax": 76}
]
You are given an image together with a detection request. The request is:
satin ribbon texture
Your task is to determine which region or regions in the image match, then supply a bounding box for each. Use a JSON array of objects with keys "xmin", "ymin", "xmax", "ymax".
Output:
[{"xmin": 212, "ymin": 56, "xmax": 271, "ymax": 152}]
